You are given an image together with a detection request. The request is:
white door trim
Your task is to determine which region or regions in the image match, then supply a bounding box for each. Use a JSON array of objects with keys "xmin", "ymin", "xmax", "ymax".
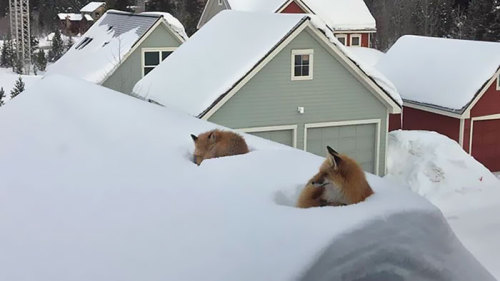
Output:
[
  {"xmin": 304, "ymin": 119, "xmax": 381, "ymax": 175},
  {"xmin": 469, "ymin": 113, "xmax": 500, "ymax": 154},
  {"xmin": 236, "ymin": 124, "xmax": 298, "ymax": 148}
]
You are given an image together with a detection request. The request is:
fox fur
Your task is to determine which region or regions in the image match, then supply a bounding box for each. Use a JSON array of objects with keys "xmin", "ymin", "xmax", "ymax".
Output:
[
  {"xmin": 297, "ymin": 146, "xmax": 374, "ymax": 208},
  {"xmin": 191, "ymin": 129, "xmax": 249, "ymax": 165}
]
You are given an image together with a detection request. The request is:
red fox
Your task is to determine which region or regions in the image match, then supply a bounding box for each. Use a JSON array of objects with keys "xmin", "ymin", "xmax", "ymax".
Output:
[
  {"xmin": 191, "ymin": 129, "xmax": 249, "ymax": 165},
  {"xmin": 297, "ymin": 146, "xmax": 374, "ymax": 208}
]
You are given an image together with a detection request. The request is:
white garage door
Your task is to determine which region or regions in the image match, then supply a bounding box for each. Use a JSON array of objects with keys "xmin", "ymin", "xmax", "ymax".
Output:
[{"xmin": 305, "ymin": 121, "xmax": 379, "ymax": 174}]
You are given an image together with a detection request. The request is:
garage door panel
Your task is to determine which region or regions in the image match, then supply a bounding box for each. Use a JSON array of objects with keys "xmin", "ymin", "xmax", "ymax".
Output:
[
  {"xmin": 472, "ymin": 119, "xmax": 500, "ymax": 172},
  {"xmin": 307, "ymin": 123, "xmax": 377, "ymax": 174},
  {"xmin": 249, "ymin": 129, "xmax": 294, "ymax": 147}
]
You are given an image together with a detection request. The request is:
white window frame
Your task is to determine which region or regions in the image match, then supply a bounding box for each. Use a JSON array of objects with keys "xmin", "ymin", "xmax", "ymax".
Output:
[
  {"xmin": 350, "ymin": 34, "xmax": 362, "ymax": 47},
  {"xmin": 141, "ymin": 47, "xmax": 176, "ymax": 77},
  {"xmin": 335, "ymin": 34, "xmax": 347, "ymax": 46},
  {"xmin": 303, "ymin": 119, "xmax": 381, "ymax": 175},
  {"xmin": 291, "ymin": 49, "xmax": 314, "ymax": 81},
  {"xmin": 497, "ymin": 73, "xmax": 500, "ymax": 90},
  {"xmin": 236, "ymin": 125, "xmax": 298, "ymax": 148}
]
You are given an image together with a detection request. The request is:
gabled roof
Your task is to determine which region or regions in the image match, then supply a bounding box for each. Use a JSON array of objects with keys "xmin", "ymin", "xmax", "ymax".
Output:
[
  {"xmin": 225, "ymin": 0, "xmax": 376, "ymax": 31},
  {"xmin": 47, "ymin": 10, "xmax": 187, "ymax": 84},
  {"xmin": 133, "ymin": 11, "xmax": 401, "ymax": 117},
  {"xmin": 80, "ymin": 1, "xmax": 106, "ymax": 13},
  {"xmin": 376, "ymin": 35, "xmax": 500, "ymax": 115}
]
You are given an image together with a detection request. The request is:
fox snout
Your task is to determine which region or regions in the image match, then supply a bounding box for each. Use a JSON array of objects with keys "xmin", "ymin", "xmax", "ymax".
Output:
[{"xmin": 310, "ymin": 174, "xmax": 328, "ymax": 187}]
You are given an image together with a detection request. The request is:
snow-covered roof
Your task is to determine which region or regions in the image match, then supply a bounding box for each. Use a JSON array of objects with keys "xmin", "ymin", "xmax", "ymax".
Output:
[
  {"xmin": 80, "ymin": 1, "xmax": 105, "ymax": 13},
  {"xmin": 0, "ymin": 74, "xmax": 493, "ymax": 281},
  {"xmin": 47, "ymin": 10, "xmax": 186, "ymax": 84},
  {"xmin": 84, "ymin": 14, "xmax": 94, "ymax": 21},
  {"xmin": 226, "ymin": 0, "xmax": 376, "ymax": 31},
  {"xmin": 57, "ymin": 13, "xmax": 83, "ymax": 21},
  {"xmin": 376, "ymin": 35, "xmax": 500, "ymax": 113},
  {"xmin": 347, "ymin": 46, "xmax": 384, "ymax": 67},
  {"xmin": 133, "ymin": 11, "xmax": 400, "ymax": 117}
]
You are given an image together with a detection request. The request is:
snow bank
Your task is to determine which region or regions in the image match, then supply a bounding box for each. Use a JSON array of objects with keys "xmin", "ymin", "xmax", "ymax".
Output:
[
  {"xmin": 385, "ymin": 130, "xmax": 500, "ymax": 278},
  {"xmin": 0, "ymin": 67, "xmax": 42, "ymax": 104},
  {"xmin": 386, "ymin": 130, "xmax": 498, "ymax": 200},
  {"xmin": 0, "ymin": 76, "xmax": 493, "ymax": 280}
]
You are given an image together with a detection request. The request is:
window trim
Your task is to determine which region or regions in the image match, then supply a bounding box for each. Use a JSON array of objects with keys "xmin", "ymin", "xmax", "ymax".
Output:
[
  {"xmin": 291, "ymin": 49, "xmax": 314, "ymax": 81},
  {"xmin": 335, "ymin": 34, "xmax": 347, "ymax": 46},
  {"xmin": 141, "ymin": 47, "xmax": 176, "ymax": 77},
  {"xmin": 350, "ymin": 34, "xmax": 362, "ymax": 47}
]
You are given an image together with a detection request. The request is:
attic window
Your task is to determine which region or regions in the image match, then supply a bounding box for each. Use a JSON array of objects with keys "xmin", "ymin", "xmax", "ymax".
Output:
[
  {"xmin": 335, "ymin": 34, "xmax": 347, "ymax": 45},
  {"xmin": 75, "ymin": 37, "xmax": 93, "ymax": 50},
  {"xmin": 142, "ymin": 48, "xmax": 176, "ymax": 76},
  {"xmin": 291, "ymin": 49, "xmax": 313, "ymax": 81},
  {"xmin": 350, "ymin": 34, "xmax": 362, "ymax": 47}
]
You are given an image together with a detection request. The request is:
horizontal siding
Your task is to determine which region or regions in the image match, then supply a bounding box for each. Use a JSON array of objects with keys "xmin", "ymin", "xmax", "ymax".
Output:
[
  {"xmin": 209, "ymin": 29, "xmax": 389, "ymax": 174},
  {"xmin": 103, "ymin": 23, "xmax": 182, "ymax": 94}
]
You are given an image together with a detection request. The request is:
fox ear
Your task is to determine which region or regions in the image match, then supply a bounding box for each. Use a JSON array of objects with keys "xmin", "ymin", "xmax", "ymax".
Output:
[
  {"xmin": 208, "ymin": 131, "xmax": 217, "ymax": 143},
  {"xmin": 326, "ymin": 146, "xmax": 342, "ymax": 169},
  {"xmin": 191, "ymin": 134, "xmax": 198, "ymax": 142}
]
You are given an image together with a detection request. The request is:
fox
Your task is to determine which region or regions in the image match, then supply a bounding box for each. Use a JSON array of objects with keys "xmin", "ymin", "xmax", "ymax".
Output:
[
  {"xmin": 191, "ymin": 129, "xmax": 249, "ymax": 165},
  {"xmin": 297, "ymin": 146, "xmax": 374, "ymax": 208}
]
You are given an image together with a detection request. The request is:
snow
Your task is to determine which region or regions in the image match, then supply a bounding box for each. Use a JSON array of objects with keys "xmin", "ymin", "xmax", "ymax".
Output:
[
  {"xmin": 0, "ymin": 67, "xmax": 42, "ymax": 104},
  {"xmin": 310, "ymin": 17, "xmax": 402, "ymax": 106},
  {"xmin": 80, "ymin": 1, "xmax": 105, "ymax": 13},
  {"xmin": 133, "ymin": 11, "xmax": 308, "ymax": 115},
  {"xmin": 57, "ymin": 13, "xmax": 83, "ymax": 21},
  {"xmin": 140, "ymin": 12, "xmax": 188, "ymax": 40},
  {"xmin": 38, "ymin": 33, "xmax": 82, "ymax": 49},
  {"xmin": 303, "ymin": 0, "xmax": 376, "ymax": 31},
  {"xmin": 0, "ymin": 75, "xmax": 493, "ymax": 280},
  {"xmin": 133, "ymin": 12, "xmax": 401, "ymax": 115},
  {"xmin": 226, "ymin": 0, "xmax": 375, "ymax": 31},
  {"xmin": 47, "ymin": 10, "xmax": 186, "ymax": 84},
  {"xmin": 376, "ymin": 35, "xmax": 500, "ymax": 112},
  {"xmin": 347, "ymin": 46, "xmax": 384, "ymax": 67},
  {"xmin": 386, "ymin": 130, "xmax": 500, "ymax": 278}
]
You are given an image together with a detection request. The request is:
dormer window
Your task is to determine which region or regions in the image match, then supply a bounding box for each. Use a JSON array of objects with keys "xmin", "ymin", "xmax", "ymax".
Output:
[
  {"xmin": 142, "ymin": 48, "xmax": 176, "ymax": 76},
  {"xmin": 291, "ymin": 49, "xmax": 313, "ymax": 81},
  {"xmin": 350, "ymin": 34, "xmax": 362, "ymax": 47},
  {"xmin": 335, "ymin": 34, "xmax": 347, "ymax": 46}
]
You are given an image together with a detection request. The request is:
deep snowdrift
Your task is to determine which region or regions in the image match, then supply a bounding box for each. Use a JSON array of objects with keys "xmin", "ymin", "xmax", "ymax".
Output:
[{"xmin": 0, "ymin": 75, "xmax": 493, "ymax": 281}]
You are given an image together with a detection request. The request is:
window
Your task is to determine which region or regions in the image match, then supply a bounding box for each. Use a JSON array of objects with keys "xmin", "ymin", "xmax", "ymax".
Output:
[
  {"xmin": 142, "ymin": 48, "xmax": 176, "ymax": 76},
  {"xmin": 335, "ymin": 34, "xmax": 347, "ymax": 46},
  {"xmin": 75, "ymin": 37, "xmax": 93, "ymax": 50},
  {"xmin": 291, "ymin": 49, "xmax": 313, "ymax": 80},
  {"xmin": 350, "ymin": 34, "xmax": 362, "ymax": 47}
]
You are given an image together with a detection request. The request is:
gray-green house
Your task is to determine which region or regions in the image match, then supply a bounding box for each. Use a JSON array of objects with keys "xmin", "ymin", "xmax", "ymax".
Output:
[
  {"xmin": 47, "ymin": 10, "xmax": 187, "ymax": 94},
  {"xmin": 133, "ymin": 11, "xmax": 401, "ymax": 175}
]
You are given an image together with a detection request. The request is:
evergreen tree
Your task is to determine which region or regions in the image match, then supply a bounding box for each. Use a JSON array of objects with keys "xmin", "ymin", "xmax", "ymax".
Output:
[
  {"xmin": 0, "ymin": 87, "xmax": 5, "ymax": 106},
  {"xmin": 14, "ymin": 56, "xmax": 24, "ymax": 74},
  {"xmin": 66, "ymin": 36, "xmax": 75, "ymax": 50},
  {"xmin": 34, "ymin": 49, "xmax": 47, "ymax": 72},
  {"xmin": 0, "ymin": 36, "xmax": 14, "ymax": 68},
  {"xmin": 10, "ymin": 77, "xmax": 25, "ymax": 99},
  {"xmin": 106, "ymin": 0, "xmax": 134, "ymax": 11},
  {"xmin": 49, "ymin": 29, "xmax": 64, "ymax": 62}
]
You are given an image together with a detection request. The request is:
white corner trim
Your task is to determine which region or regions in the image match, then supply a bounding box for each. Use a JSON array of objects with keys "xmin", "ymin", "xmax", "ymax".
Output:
[
  {"xmin": 469, "ymin": 113, "xmax": 500, "ymax": 154},
  {"xmin": 303, "ymin": 119, "xmax": 381, "ymax": 176},
  {"xmin": 141, "ymin": 47, "xmax": 177, "ymax": 77},
  {"xmin": 200, "ymin": 20, "xmax": 310, "ymax": 120},
  {"xmin": 349, "ymin": 33, "xmax": 362, "ymax": 47},
  {"xmin": 464, "ymin": 68, "xmax": 500, "ymax": 117},
  {"xmin": 291, "ymin": 49, "xmax": 314, "ymax": 81},
  {"xmin": 459, "ymin": 118, "xmax": 465, "ymax": 148},
  {"xmin": 236, "ymin": 124, "xmax": 298, "ymax": 148},
  {"xmin": 497, "ymin": 72, "xmax": 500, "ymax": 91}
]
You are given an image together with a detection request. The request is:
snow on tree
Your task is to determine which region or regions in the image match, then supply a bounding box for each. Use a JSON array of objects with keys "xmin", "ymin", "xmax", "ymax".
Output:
[
  {"xmin": 0, "ymin": 87, "xmax": 5, "ymax": 106},
  {"xmin": 0, "ymin": 36, "xmax": 14, "ymax": 68},
  {"xmin": 48, "ymin": 29, "xmax": 64, "ymax": 62},
  {"xmin": 10, "ymin": 77, "xmax": 25, "ymax": 99},
  {"xmin": 34, "ymin": 49, "xmax": 47, "ymax": 72}
]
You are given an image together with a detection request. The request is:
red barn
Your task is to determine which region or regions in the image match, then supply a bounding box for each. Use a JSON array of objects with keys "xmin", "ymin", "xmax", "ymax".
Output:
[
  {"xmin": 377, "ymin": 35, "xmax": 500, "ymax": 171},
  {"xmin": 197, "ymin": 0, "xmax": 376, "ymax": 48}
]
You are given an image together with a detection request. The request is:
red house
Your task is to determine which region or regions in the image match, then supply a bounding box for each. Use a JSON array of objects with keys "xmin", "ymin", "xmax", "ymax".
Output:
[
  {"xmin": 377, "ymin": 35, "xmax": 500, "ymax": 171},
  {"xmin": 197, "ymin": 0, "xmax": 377, "ymax": 48}
]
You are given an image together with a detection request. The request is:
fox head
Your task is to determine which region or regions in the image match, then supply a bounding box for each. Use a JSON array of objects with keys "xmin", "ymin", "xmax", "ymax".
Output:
[
  {"xmin": 310, "ymin": 146, "xmax": 346, "ymax": 189},
  {"xmin": 191, "ymin": 130, "xmax": 218, "ymax": 165}
]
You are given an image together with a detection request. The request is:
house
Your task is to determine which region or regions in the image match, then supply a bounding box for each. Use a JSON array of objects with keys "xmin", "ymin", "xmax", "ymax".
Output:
[
  {"xmin": 48, "ymin": 10, "xmax": 187, "ymax": 94},
  {"xmin": 197, "ymin": 0, "xmax": 377, "ymax": 47},
  {"xmin": 376, "ymin": 35, "xmax": 500, "ymax": 171},
  {"xmin": 58, "ymin": 13, "xmax": 93, "ymax": 36},
  {"xmin": 80, "ymin": 2, "xmax": 107, "ymax": 21},
  {"xmin": 133, "ymin": 11, "xmax": 401, "ymax": 175}
]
